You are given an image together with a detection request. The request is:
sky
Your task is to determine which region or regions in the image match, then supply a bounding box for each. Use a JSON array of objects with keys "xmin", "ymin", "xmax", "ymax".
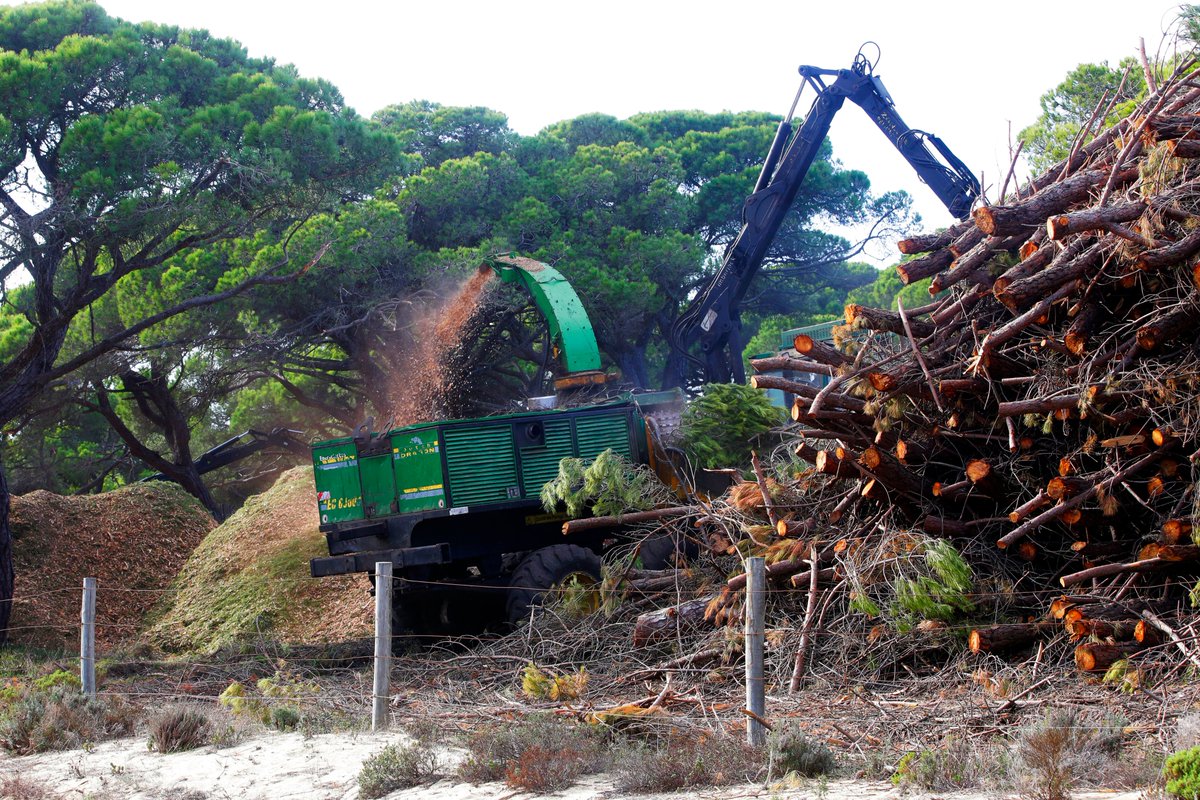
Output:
[{"xmin": 5, "ymin": 0, "xmax": 1195, "ymax": 260}]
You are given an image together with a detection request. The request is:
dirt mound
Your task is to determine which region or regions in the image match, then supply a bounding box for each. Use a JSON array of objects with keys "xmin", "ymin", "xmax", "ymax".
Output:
[
  {"xmin": 10, "ymin": 482, "xmax": 216, "ymax": 650},
  {"xmin": 144, "ymin": 466, "xmax": 373, "ymax": 654}
]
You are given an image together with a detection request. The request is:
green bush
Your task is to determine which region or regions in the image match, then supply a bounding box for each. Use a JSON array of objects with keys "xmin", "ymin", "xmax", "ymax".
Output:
[
  {"xmin": 679, "ymin": 383, "xmax": 784, "ymax": 470},
  {"xmin": 269, "ymin": 706, "xmax": 301, "ymax": 731},
  {"xmin": 1165, "ymin": 745, "xmax": 1200, "ymax": 799},
  {"xmin": 358, "ymin": 740, "xmax": 441, "ymax": 798}
]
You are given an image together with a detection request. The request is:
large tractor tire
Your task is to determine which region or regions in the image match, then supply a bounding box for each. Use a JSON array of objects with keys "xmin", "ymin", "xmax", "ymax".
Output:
[
  {"xmin": 637, "ymin": 531, "xmax": 699, "ymax": 569},
  {"xmin": 506, "ymin": 544, "xmax": 602, "ymax": 626}
]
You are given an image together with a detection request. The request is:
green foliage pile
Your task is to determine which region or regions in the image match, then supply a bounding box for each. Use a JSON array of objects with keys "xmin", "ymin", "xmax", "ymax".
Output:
[
  {"xmin": 679, "ymin": 383, "xmax": 785, "ymax": 470},
  {"xmin": 143, "ymin": 467, "xmax": 368, "ymax": 653},
  {"xmin": 541, "ymin": 448, "xmax": 664, "ymax": 518},
  {"xmin": 891, "ymin": 539, "xmax": 974, "ymax": 624},
  {"xmin": 1165, "ymin": 746, "xmax": 1200, "ymax": 799},
  {"xmin": 847, "ymin": 536, "xmax": 974, "ymax": 632}
]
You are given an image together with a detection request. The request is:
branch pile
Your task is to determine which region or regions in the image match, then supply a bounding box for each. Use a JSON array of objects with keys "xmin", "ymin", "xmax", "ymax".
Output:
[{"xmin": 633, "ymin": 58, "xmax": 1200, "ymax": 683}]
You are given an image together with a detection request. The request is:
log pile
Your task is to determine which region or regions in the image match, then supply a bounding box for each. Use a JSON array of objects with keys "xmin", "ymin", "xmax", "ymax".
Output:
[{"xmin": 631, "ymin": 57, "xmax": 1200, "ymax": 682}]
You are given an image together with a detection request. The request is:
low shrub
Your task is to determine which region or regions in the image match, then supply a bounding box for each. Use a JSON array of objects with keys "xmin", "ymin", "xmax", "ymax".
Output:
[
  {"xmin": 612, "ymin": 733, "xmax": 764, "ymax": 793},
  {"xmin": 148, "ymin": 706, "xmax": 211, "ymax": 753},
  {"xmin": 770, "ymin": 724, "xmax": 837, "ymax": 778},
  {"xmin": 0, "ymin": 774, "xmax": 57, "ymax": 800},
  {"xmin": 357, "ymin": 739, "xmax": 440, "ymax": 798},
  {"xmin": 457, "ymin": 715, "xmax": 608, "ymax": 789},
  {"xmin": 0, "ymin": 685, "xmax": 137, "ymax": 754},
  {"xmin": 1012, "ymin": 708, "xmax": 1123, "ymax": 800},
  {"xmin": 269, "ymin": 706, "xmax": 300, "ymax": 731}
]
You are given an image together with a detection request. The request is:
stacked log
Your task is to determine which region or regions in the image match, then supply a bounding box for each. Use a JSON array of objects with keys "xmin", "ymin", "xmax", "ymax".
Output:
[{"xmin": 643, "ymin": 62, "xmax": 1200, "ymax": 679}]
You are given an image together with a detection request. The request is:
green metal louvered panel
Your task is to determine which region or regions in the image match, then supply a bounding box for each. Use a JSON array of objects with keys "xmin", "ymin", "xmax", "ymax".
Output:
[
  {"xmin": 575, "ymin": 413, "xmax": 633, "ymax": 461},
  {"xmin": 519, "ymin": 419, "xmax": 574, "ymax": 497},
  {"xmin": 444, "ymin": 425, "xmax": 517, "ymax": 508}
]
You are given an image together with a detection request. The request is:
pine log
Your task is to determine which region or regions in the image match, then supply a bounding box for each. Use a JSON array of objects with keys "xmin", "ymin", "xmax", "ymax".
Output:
[
  {"xmin": 1059, "ymin": 556, "xmax": 1171, "ymax": 588},
  {"xmin": 938, "ymin": 378, "xmax": 988, "ymax": 397},
  {"xmin": 749, "ymin": 356, "xmax": 836, "ymax": 377},
  {"xmin": 1157, "ymin": 544, "xmax": 1200, "ymax": 562},
  {"xmin": 1145, "ymin": 114, "xmax": 1200, "ymax": 141},
  {"xmin": 632, "ymin": 598, "xmax": 712, "ymax": 647},
  {"xmin": 896, "ymin": 248, "xmax": 954, "ymax": 285},
  {"xmin": 792, "ymin": 334, "xmax": 851, "ymax": 367},
  {"xmin": 992, "ymin": 240, "xmax": 1057, "ymax": 296},
  {"xmin": 898, "ymin": 221, "xmax": 975, "ymax": 255},
  {"xmin": 1135, "ymin": 227, "xmax": 1200, "ymax": 271},
  {"xmin": 1064, "ymin": 302, "xmax": 1105, "ymax": 357},
  {"xmin": 996, "ymin": 394, "xmax": 1081, "ymax": 418},
  {"xmin": 969, "ymin": 622, "xmax": 1055, "ymax": 653},
  {"xmin": 859, "ymin": 446, "xmax": 923, "ymax": 498},
  {"xmin": 814, "ymin": 448, "xmax": 856, "ymax": 479},
  {"xmin": 1075, "ymin": 641, "xmax": 1142, "ymax": 672},
  {"xmin": 932, "ymin": 479, "xmax": 971, "ymax": 500},
  {"xmin": 1009, "ymin": 492, "xmax": 1050, "ymax": 523},
  {"xmin": 895, "ymin": 438, "xmax": 927, "ymax": 465},
  {"xmin": 777, "ymin": 518, "xmax": 816, "ymax": 538},
  {"xmin": 1065, "ymin": 617, "xmax": 1139, "ymax": 640},
  {"xmin": 564, "ymin": 506, "xmax": 694, "ymax": 535},
  {"xmin": 1133, "ymin": 618, "xmax": 1163, "ymax": 646},
  {"xmin": 845, "ymin": 305, "xmax": 935, "ymax": 338},
  {"xmin": 1046, "ymin": 201, "xmax": 1146, "ymax": 240},
  {"xmin": 995, "ymin": 241, "xmax": 1105, "ymax": 311},
  {"xmin": 1046, "ymin": 476, "xmax": 1091, "ymax": 501},
  {"xmin": 1137, "ymin": 305, "xmax": 1200, "ymax": 351},
  {"xmin": 973, "ymin": 168, "xmax": 1135, "ymax": 236}
]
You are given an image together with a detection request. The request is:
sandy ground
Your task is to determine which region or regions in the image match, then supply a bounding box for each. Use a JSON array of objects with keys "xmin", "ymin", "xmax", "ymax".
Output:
[{"xmin": 0, "ymin": 729, "xmax": 1149, "ymax": 800}]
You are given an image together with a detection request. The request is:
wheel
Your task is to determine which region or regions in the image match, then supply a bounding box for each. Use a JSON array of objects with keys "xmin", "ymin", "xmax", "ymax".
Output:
[
  {"xmin": 506, "ymin": 544, "xmax": 603, "ymax": 625},
  {"xmin": 637, "ymin": 531, "xmax": 699, "ymax": 569}
]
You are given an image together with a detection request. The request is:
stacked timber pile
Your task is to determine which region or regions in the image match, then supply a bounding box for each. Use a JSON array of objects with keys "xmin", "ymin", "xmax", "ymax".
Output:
[{"xmin": 631, "ymin": 58, "xmax": 1200, "ymax": 682}]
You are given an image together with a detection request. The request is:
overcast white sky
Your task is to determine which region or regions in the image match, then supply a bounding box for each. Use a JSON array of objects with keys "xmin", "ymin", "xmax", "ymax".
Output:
[{"xmin": 5, "ymin": 0, "xmax": 1195, "ymax": 259}]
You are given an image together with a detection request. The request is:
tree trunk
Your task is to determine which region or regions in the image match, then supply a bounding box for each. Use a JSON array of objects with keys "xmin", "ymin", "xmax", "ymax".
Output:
[{"xmin": 0, "ymin": 456, "xmax": 12, "ymax": 645}]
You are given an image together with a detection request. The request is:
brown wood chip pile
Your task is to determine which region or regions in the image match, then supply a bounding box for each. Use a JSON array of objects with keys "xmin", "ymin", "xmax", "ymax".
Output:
[{"xmin": 10, "ymin": 482, "xmax": 216, "ymax": 650}]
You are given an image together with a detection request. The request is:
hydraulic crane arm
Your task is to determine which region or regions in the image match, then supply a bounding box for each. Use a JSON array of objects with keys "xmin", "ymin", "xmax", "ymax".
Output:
[{"xmin": 671, "ymin": 51, "xmax": 981, "ymax": 384}]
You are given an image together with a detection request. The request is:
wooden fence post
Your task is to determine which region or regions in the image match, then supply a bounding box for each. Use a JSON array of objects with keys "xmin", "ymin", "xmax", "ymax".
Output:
[
  {"xmin": 745, "ymin": 556, "xmax": 766, "ymax": 747},
  {"xmin": 372, "ymin": 562, "xmax": 393, "ymax": 731},
  {"xmin": 81, "ymin": 577, "xmax": 96, "ymax": 698}
]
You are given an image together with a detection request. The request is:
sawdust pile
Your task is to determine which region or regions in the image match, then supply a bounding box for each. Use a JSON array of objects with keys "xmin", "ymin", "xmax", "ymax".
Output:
[
  {"xmin": 9, "ymin": 483, "xmax": 216, "ymax": 650},
  {"xmin": 386, "ymin": 267, "xmax": 494, "ymax": 425},
  {"xmin": 144, "ymin": 466, "xmax": 372, "ymax": 654}
]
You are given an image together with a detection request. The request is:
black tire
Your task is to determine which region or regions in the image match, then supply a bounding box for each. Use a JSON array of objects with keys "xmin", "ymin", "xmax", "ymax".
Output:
[
  {"xmin": 637, "ymin": 531, "xmax": 699, "ymax": 569},
  {"xmin": 506, "ymin": 544, "xmax": 602, "ymax": 625}
]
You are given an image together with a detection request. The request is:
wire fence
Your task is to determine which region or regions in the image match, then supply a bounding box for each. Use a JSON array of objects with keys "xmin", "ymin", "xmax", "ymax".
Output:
[{"xmin": 3, "ymin": 566, "xmax": 1200, "ymax": 753}]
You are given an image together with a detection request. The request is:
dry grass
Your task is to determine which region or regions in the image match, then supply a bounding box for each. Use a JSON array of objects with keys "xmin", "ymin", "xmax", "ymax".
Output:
[{"xmin": 148, "ymin": 706, "xmax": 211, "ymax": 753}]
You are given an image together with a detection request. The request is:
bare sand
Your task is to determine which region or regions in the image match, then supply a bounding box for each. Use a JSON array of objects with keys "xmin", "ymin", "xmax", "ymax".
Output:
[{"xmin": 0, "ymin": 729, "xmax": 1148, "ymax": 800}]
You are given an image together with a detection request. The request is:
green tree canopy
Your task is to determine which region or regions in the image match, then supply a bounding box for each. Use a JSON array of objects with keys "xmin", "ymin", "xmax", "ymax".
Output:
[{"xmin": 0, "ymin": 0, "xmax": 400, "ymax": 640}]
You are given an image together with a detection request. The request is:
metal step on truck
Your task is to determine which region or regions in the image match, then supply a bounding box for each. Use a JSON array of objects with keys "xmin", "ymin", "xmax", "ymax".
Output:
[{"xmin": 308, "ymin": 256, "xmax": 685, "ymax": 635}]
